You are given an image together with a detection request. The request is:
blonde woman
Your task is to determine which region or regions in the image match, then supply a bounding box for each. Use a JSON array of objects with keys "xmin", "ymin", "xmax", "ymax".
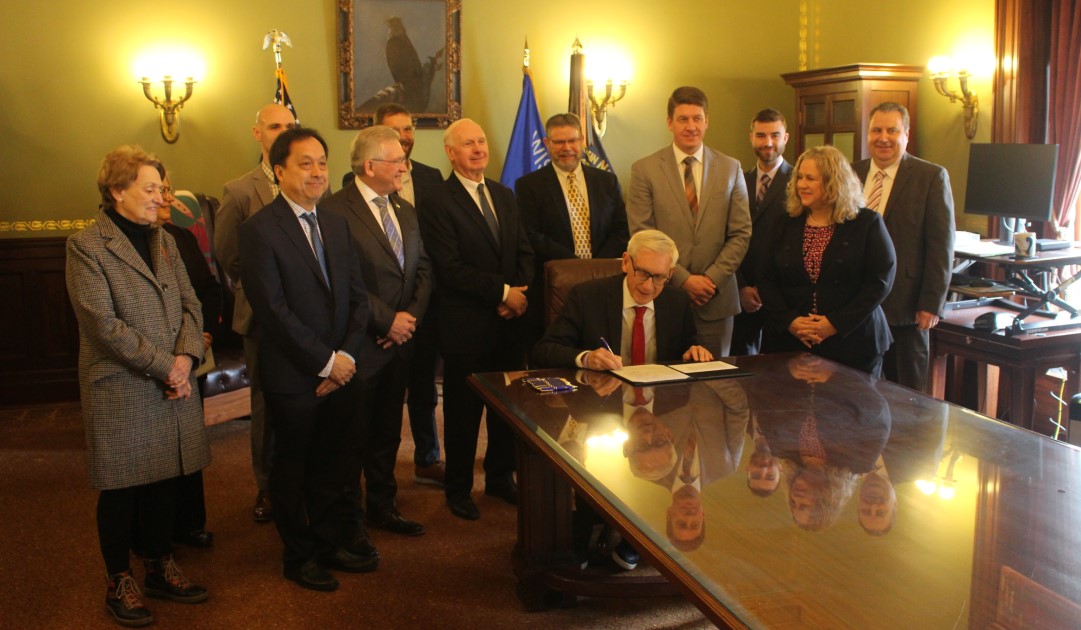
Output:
[{"xmin": 756, "ymin": 145, "xmax": 896, "ymax": 376}]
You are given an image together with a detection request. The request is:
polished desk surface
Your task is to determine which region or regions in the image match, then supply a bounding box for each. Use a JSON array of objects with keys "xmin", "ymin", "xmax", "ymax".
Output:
[{"xmin": 471, "ymin": 353, "xmax": 1081, "ymax": 629}]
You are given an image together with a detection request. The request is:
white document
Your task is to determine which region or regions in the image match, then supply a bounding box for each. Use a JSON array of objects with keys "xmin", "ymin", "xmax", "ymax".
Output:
[
  {"xmin": 609, "ymin": 364, "xmax": 691, "ymax": 384},
  {"xmin": 669, "ymin": 360, "xmax": 739, "ymax": 374}
]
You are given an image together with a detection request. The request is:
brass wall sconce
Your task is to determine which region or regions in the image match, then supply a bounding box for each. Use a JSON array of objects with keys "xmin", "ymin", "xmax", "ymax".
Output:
[
  {"xmin": 139, "ymin": 76, "xmax": 195, "ymax": 144},
  {"xmin": 928, "ymin": 56, "xmax": 978, "ymax": 139},
  {"xmin": 586, "ymin": 78, "xmax": 627, "ymax": 138}
]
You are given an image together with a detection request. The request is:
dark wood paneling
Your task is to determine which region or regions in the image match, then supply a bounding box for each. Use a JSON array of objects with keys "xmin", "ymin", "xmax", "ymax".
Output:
[{"xmin": 0, "ymin": 237, "xmax": 79, "ymax": 404}]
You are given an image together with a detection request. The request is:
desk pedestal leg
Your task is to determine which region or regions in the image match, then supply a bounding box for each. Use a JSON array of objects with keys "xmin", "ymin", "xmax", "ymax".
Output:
[
  {"xmin": 931, "ymin": 353, "xmax": 947, "ymax": 400},
  {"xmin": 1011, "ymin": 366, "xmax": 1038, "ymax": 430},
  {"xmin": 980, "ymin": 364, "xmax": 1000, "ymax": 419},
  {"xmin": 512, "ymin": 440, "xmax": 576, "ymax": 611}
]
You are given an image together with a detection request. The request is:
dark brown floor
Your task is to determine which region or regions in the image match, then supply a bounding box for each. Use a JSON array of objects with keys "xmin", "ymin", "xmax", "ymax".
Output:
[{"xmin": 0, "ymin": 401, "xmax": 712, "ymax": 629}]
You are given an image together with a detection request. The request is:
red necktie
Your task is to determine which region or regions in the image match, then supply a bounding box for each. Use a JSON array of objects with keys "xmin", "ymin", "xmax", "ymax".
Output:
[{"xmin": 632, "ymin": 306, "xmax": 646, "ymax": 365}]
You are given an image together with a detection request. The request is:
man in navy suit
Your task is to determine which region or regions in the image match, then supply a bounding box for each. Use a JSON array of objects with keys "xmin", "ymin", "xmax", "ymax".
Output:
[
  {"xmin": 418, "ymin": 118, "xmax": 535, "ymax": 521},
  {"xmin": 323, "ymin": 125, "xmax": 432, "ymax": 538},
  {"xmin": 341, "ymin": 104, "xmax": 447, "ymax": 488},
  {"xmin": 515, "ymin": 112, "xmax": 629, "ymax": 349},
  {"xmin": 731, "ymin": 109, "xmax": 793, "ymax": 356},
  {"xmin": 239, "ymin": 128, "xmax": 374, "ymax": 592}
]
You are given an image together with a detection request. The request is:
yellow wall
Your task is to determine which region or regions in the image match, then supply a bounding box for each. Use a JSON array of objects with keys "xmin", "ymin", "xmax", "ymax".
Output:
[{"xmin": 0, "ymin": 0, "xmax": 993, "ymax": 237}]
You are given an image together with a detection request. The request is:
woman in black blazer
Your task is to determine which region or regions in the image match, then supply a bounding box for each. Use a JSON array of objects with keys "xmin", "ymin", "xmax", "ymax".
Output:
[{"xmin": 757, "ymin": 145, "xmax": 896, "ymax": 376}]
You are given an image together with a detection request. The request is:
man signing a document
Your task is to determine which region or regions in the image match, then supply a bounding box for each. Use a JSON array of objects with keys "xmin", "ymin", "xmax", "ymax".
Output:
[{"xmin": 532, "ymin": 229, "xmax": 713, "ymax": 369}]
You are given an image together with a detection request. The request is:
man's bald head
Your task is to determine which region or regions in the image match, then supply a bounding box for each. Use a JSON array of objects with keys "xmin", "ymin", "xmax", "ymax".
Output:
[{"xmin": 253, "ymin": 104, "xmax": 297, "ymax": 162}]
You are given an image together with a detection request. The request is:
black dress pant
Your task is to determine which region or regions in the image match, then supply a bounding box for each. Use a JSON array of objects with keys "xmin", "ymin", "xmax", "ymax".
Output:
[
  {"xmin": 405, "ymin": 311, "xmax": 441, "ymax": 467},
  {"xmin": 99, "ymin": 478, "xmax": 175, "ymax": 575},
  {"xmin": 265, "ymin": 381, "xmax": 357, "ymax": 570},
  {"xmin": 883, "ymin": 324, "xmax": 930, "ymax": 392},
  {"xmin": 441, "ymin": 351, "xmax": 521, "ymax": 500},
  {"xmin": 347, "ymin": 356, "xmax": 411, "ymax": 518},
  {"xmin": 729, "ymin": 309, "xmax": 765, "ymax": 356}
]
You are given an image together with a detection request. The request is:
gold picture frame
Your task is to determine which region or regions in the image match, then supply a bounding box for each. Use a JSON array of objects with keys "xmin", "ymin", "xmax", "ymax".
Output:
[{"xmin": 337, "ymin": 0, "xmax": 461, "ymax": 129}]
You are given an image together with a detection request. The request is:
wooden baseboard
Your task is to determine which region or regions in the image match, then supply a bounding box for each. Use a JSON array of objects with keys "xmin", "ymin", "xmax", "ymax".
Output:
[{"xmin": 203, "ymin": 387, "xmax": 251, "ymax": 426}]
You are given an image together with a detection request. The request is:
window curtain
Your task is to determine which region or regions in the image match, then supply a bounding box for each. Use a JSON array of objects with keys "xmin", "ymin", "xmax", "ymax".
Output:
[
  {"xmin": 1049, "ymin": 0, "xmax": 1081, "ymax": 235},
  {"xmin": 992, "ymin": 0, "xmax": 1081, "ymax": 239}
]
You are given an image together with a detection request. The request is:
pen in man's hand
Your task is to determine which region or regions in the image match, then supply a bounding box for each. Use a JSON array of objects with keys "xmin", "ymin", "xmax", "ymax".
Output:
[{"xmin": 599, "ymin": 337, "xmax": 613, "ymax": 353}]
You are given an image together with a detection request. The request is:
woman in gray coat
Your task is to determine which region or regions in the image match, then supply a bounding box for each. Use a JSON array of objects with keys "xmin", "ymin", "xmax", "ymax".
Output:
[{"xmin": 66, "ymin": 145, "xmax": 211, "ymax": 627}]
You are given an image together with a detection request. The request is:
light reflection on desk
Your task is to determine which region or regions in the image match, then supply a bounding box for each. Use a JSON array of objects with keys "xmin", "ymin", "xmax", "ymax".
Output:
[{"xmin": 483, "ymin": 352, "xmax": 1081, "ymax": 628}]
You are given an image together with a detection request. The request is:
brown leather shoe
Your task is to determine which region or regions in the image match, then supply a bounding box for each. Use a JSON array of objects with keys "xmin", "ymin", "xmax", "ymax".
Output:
[
  {"xmin": 143, "ymin": 554, "xmax": 208, "ymax": 604},
  {"xmin": 252, "ymin": 491, "xmax": 273, "ymax": 522},
  {"xmin": 414, "ymin": 461, "xmax": 446, "ymax": 487},
  {"xmin": 105, "ymin": 570, "xmax": 154, "ymax": 627}
]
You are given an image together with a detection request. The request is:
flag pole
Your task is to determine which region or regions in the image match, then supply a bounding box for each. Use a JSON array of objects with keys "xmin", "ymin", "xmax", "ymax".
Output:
[
  {"xmin": 263, "ymin": 29, "xmax": 299, "ymax": 122},
  {"xmin": 499, "ymin": 38, "xmax": 551, "ymax": 188}
]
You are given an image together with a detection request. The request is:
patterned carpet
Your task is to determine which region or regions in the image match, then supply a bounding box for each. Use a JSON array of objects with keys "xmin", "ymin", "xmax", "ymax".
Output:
[{"xmin": 0, "ymin": 402, "xmax": 711, "ymax": 629}]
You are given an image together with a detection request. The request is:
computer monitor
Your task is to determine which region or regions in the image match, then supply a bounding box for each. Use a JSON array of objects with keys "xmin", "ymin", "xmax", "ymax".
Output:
[{"xmin": 964, "ymin": 143, "xmax": 1059, "ymax": 244}]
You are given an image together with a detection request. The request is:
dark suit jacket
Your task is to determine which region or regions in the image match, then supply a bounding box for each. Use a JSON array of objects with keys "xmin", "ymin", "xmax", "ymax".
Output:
[
  {"xmin": 515, "ymin": 163, "xmax": 629, "ymax": 263},
  {"xmin": 739, "ymin": 160, "xmax": 793, "ymax": 288},
  {"xmin": 852, "ymin": 154, "xmax": 955, "ymax": 325},
  {"xmin": 238, "ymin": 195, "xmax": 370, "ymax": 394},
  {"xmin": 757, "ymin": 208, "xmax": 896, "ymax": 369},
  {"xmin": 321, "ymin": 183, "xmax": 432, "ymax": 379},
  {"xmin": 531, "ymin": 275, "xmax": 697, "ymax": 368},
  {"xmin": 163, "ymin": 222, "xmax": 223, "ymax": 340},
  {"xmin": 418, "ymin": 174, "xmax": 534, "ymax": 355}
]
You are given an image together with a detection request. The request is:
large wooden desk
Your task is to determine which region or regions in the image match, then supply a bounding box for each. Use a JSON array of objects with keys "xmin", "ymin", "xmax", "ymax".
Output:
[
  {"xmin": 470, "ymin": 353, "xmax": 1081, "ymax": 628},
  {"xmin": 930, "ymin": 303, "xmax": 1081, "ymax": 432}
]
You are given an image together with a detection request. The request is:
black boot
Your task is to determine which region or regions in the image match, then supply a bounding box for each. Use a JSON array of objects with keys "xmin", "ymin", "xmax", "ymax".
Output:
[
  {"xmin": 105, "ymin": 570, "xmax": 154, "ymax": 627},
  {"xmin": 143, "ymin": 554, "xmax": 208, "ymax": 604}
]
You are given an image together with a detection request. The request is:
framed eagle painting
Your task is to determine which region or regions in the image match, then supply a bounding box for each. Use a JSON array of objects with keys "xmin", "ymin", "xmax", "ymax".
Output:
[{"xmin": 337, "ymin": 0, "xmax": 461, "ymax": 129}]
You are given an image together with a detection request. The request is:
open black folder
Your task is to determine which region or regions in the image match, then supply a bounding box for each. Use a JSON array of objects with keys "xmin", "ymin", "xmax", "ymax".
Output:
[{"xmin": 609, "ymin": 360, "xmax": 752, "ymax": 385}]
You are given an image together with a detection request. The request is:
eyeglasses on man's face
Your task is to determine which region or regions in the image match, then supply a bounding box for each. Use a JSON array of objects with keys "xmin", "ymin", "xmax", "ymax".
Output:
[
  {"xmin": 630, "ymin": 257, "xmax": 672, "ymax": 287},
  {"xmin": 369, "ymin": 157, "xmax": 408, "ymax": 166}
]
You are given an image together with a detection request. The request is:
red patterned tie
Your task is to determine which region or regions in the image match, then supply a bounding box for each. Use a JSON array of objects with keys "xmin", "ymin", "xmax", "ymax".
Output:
[{"xmin": 632, "ymin": 306, "xmax": 646, "ymax": 365}]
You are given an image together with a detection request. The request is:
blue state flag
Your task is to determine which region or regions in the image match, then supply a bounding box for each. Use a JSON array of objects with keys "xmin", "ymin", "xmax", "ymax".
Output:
[{"xmin": 500, "ymin": 72, "xmax": 550, "ymax": 188}]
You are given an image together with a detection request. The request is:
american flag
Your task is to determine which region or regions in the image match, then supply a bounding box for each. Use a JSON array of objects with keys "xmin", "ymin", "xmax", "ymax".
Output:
[{"xmin": 275, "ymin": 67, "xmax": 299, "ymax": 123}]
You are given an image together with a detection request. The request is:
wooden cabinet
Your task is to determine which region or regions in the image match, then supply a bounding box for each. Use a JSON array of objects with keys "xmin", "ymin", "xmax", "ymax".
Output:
[{"xmin": 781, "ymin": 63, "xmax": 923, "ymax": 162}]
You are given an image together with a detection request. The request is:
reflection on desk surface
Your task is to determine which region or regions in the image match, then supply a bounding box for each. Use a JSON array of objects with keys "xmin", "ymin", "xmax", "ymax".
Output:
[{"xmin": 478, "ymin": 353, "xmax": 1081, "ymax": 629}]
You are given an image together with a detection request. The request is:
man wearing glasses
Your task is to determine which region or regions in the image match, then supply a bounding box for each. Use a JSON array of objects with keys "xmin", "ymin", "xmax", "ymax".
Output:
[
  {"xmin": 532, "ymin": 229, "xmax": 712, "ymax": 369},
  {"xmin": 322, "ymin": 125, "xmax": 432, "ymax": 540},
  {"xmin": 515, "ymin": 113, "xmax": 629, "ymax": 349}
]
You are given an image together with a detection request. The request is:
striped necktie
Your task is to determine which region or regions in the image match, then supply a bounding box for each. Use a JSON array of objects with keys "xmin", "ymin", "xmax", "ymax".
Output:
[
  {"xmin": 373, "ymin": 196, "xmax": 404, "ymax": 269},
  {"xmin": 300, "ymin": 212, "xmax": 329, "ymax": 285},
  {"xmin": 867, "ymin": 170, "xmax": 886, "ymax": 213},
  {"xmin": 757, "ymin": 173, "xmax": 771, "ymax": 205},
  {"xmin": 683, "ymin": 156, "xmax": 699, "ymax": 219}
]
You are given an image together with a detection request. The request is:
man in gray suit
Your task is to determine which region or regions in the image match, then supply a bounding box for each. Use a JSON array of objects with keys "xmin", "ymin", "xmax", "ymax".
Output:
[
  {"xmin": 627, "ymin": 86, "xmax": 752, "ymax": 357},
  {"xmin": 853, "ymin": 102, "xmax": 955, "ymax": 392},
  {"xmin": 215, "ymin": 103, "xmax": 297, "ymax": 522},
  {"xmin": 731, "ymin": 108, "xmax": 793, "ymax": 356},
  {"xmin": 322, "ymin": 126, "xmax": 432, "ymax": 537}
]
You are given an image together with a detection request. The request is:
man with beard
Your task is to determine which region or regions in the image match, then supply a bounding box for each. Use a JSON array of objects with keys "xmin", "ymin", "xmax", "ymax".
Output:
[
  {"xmin": 515, "ymin": 113, "xmax": 629, "ymax": 348},
  {"xmin": 731, "ymin": 109, "xmax": 793, "ymax": 356}
]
